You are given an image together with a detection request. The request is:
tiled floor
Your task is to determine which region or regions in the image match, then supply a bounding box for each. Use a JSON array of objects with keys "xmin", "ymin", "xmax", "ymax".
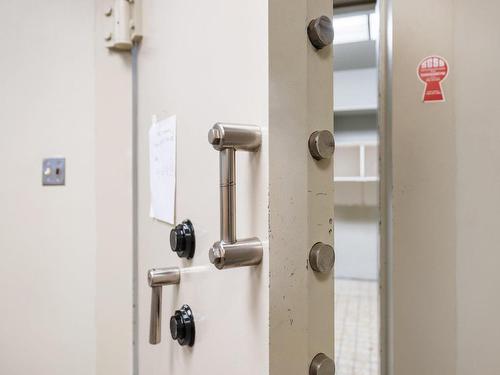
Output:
[{"xmin": 335, "ymin": 278, "xmax": 380, "ymax": 375}]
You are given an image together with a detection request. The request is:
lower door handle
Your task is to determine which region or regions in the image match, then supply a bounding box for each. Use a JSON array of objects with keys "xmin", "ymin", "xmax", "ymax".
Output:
[{"xmin": 147, "ymin": 267, "xmax": 181, "ymax": 344}]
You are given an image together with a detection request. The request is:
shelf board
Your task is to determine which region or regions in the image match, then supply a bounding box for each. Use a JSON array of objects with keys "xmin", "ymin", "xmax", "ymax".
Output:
[
  {"xmin": 334, "ymin": 106, "xmax": 378, "ymax": 116},
  {"xmin": 335, "ymin": 140, "xmax": 378, "ymax": 147},
  {"xmin": 335, "ymin": 177, "xmax": 379, "ymax": 182},
  {"xmin": 334, "ymin": 177, "xmax": 379, "ymax": 206}
]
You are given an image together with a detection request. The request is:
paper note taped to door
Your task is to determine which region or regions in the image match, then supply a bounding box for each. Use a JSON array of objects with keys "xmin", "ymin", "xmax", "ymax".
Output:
[{"xmin": 149, "ymin": 115, "xmax": 176, "ymax": 224}]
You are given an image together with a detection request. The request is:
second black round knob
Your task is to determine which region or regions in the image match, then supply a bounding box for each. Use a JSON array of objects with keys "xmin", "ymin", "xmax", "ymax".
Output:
[
  {"xmin": 170, "ymin": 305, "xmax": 195, "ymax": 347},
  {"xmin": 170, "ymin": 220, "xmax": 195, "ymax": 259}
]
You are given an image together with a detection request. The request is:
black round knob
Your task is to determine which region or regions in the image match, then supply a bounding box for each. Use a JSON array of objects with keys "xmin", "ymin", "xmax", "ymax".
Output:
[
  {"xmin": 170, "ymin": 220, "xmax": 195, "ymax": 259},
  {"xmin": 170, "ymin": 305, "xmax": 195, "ymax": 347}
]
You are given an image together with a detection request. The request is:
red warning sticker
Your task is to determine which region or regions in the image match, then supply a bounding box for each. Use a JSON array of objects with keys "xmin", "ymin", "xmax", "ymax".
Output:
[{"xmin": 417, "ymin": 56, "xmax": 449, "ymax": 103}]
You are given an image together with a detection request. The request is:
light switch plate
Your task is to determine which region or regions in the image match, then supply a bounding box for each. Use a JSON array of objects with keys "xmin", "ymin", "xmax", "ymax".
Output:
[{"xmin": 42, "ymin": 158, "xmax": 66, "ymax": 186}]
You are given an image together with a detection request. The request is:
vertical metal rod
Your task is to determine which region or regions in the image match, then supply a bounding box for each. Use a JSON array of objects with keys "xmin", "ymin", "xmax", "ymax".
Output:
[
  {"xmin": 131, "ymin": 44, "xmax": 139, "ymax": 374},
  {"xmin": 149, "ymin": 286, "xmax": 162, "ymax": 344},
  {"xmin": 220, "ymin": 148, "xmax": 236, "ymax": 243}
]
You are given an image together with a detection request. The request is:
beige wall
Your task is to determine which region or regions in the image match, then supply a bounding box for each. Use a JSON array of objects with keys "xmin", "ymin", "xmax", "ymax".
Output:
[
  {"xmin": 384, "ymin": 1, "xmax": 500, "ymax": 374},
  {"xmin": 390, "ymin": 1, "xmax": 457, "ymax": 374},
  {"xmin": 0, "ymin": 2, "xmax": 135, "ymax": 374},
  {"xmin": 95, "ymin": 1, "xmax": 134, "ymax": 374},
  {"xmin": 0, "ymin": 1, "xmax": 97, "ymax": 374},
  {"xmin": 454, "ymin": 2, "xmax": 500, "ymax": 374}
]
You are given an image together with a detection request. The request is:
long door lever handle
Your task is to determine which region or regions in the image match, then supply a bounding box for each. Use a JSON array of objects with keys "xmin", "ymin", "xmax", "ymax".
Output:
[
  {"xmin": 148, "ymin": 267, "xmax": 181, "ymax": 344},
  {"xmin": 207, "ymin": 123, "xmax": 263, "ymax": 270}
]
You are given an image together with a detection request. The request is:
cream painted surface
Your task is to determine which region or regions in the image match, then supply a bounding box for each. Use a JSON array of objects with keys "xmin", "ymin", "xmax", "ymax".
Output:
[
  {"xmin": 0, "ymin": 1, "xmax": 96, "ymax": 374},
  {"xmin": 269, "ymin": 0, "xmax": 334, "ymax": 372},
  {"xmin": 137, "ymin": 1, "xmax": 333, "ymax": 374},
  {"xmin": 306, "ymin": 0, "xmax": 335, "ymax": 368},
  {"xmin": 388, "ymin": 1, "xmax": 457, "ymax": 374},
  {"xmin": 0, "ymin": 2, "xmax": 135, "ymax": 374},
  {"xmin": 384, "ymin": 1, "xmax": 500, "ymax": 375},
  {"xmin": 454, "ymin": 1, "xmax": 500, "ymax": 374},
  {"xmin": 136, "ymin": 1, "xmax": 269, "ymax": 374},
  {"xmin": 378, "ymin": 2, "xmax": 391, "ymax": 374},
  {"xmin": 95, "ymin": 1, "xmax": 134, "ymax": 374}
]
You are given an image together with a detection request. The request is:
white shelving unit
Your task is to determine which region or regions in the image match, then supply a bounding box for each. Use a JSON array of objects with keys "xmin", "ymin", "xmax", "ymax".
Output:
[
  {"xmin": 333, "ymin": 41, "xmax": 379, "ymax": 206},
  {"xmin": 334, "ymin": 141, "xmax": 379, "ymax": 206},
  {"xmin": 334, "ymin": 141, "xmax": 379, "ymax": 182}
]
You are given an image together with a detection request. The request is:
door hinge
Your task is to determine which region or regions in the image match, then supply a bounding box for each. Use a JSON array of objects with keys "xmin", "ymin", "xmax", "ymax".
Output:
[{"xmin": 104, "ymin": 0, "xmax": 142, "ymax": 51}]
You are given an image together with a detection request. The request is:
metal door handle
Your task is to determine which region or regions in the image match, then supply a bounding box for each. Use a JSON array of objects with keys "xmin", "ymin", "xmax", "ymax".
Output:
[
  {"xmin": 148, "ymin": 267, "xmax": 181, "ymax": 344},
  {"xmin": 207, "ymin": 123, "xmax": 264, "ymax": 270}
]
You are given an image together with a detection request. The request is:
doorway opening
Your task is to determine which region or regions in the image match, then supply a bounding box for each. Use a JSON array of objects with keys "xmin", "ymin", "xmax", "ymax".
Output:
[{"xmin": 333, "ymin": 4, "xmax": 381, "ymax": 375}]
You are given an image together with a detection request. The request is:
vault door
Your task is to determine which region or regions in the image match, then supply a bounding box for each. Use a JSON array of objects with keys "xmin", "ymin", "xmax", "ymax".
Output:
[{"xmin": 136, "ymin": 1, "xmax": 334, "ymax": 374}]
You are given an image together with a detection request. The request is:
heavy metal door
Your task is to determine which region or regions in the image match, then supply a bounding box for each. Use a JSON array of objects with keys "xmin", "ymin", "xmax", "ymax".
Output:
[{"xmin": 136, "ymin": 1, "xmax": 334, "ymax": 374}]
